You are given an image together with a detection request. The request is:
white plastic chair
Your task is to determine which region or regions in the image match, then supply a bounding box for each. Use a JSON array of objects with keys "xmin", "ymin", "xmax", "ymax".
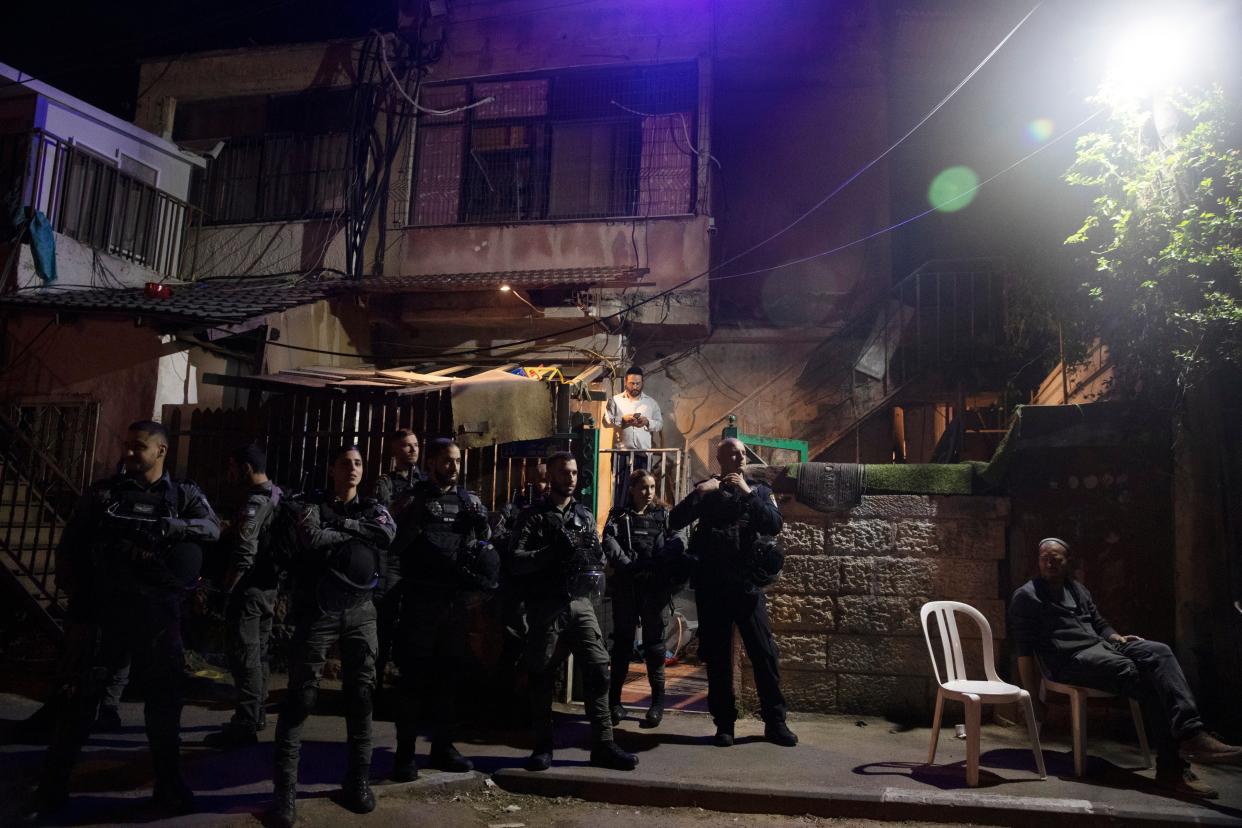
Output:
[
  {"xmin": 920, "ymin": 601, "xmax": 1047, "ymax": 786},
  {"xmin": 1036, "ymin": 656, "xmax": 1152, "ymax": 777}
]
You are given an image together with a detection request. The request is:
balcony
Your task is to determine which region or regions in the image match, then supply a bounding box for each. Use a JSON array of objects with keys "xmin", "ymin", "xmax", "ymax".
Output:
[{"xmin": 1, "ymin": 129, "xmax": 197, "ymax": 280}]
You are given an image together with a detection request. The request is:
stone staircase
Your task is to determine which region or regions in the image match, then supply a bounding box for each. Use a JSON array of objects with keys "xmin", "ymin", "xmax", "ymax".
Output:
[{"xmin": 739, "ymin": 260, "xmax": 1009, "ymax": 464}]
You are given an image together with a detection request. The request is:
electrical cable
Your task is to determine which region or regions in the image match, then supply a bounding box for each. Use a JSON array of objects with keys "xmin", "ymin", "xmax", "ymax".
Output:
[
  {"xmin": 334, "ymin": 0, "xmax": 1044, "ymax": 359},
  {"xmin": 709, "ymin": 106, "xmax": 1103, "ymax": 283},
  {"xmin": 258, "ymin": 98, "xmax": 1094, "ymax": 366},
  {"xmin": 376, "ymin": 32, "xmax": 493, "ymax": 116}
]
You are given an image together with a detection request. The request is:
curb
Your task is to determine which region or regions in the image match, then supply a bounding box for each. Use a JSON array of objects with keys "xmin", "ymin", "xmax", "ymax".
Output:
[
  {"xmin": 490, "ymin": 769, "xmax": 1242, "ymax": 827},
  {"xmin": 376, "ymin": 769, "xmax": 491, "ymax": 796}
]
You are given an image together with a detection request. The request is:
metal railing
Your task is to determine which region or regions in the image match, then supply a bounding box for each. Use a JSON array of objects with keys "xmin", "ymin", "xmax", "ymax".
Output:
[
  {"xmin": 0, "ymin": 129, "xmax": 197, "ymax": 279},
  {"xmin": 0, "ymin": 405, "xmax": 91, "ymax": 640},
  {"xmin": 601, "ymin": 448, "xmax": 686, "ymax": 512}
]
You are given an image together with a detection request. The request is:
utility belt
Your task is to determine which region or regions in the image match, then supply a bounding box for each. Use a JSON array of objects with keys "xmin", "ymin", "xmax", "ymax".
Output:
[{"xmin": 314, "ymin": 575, "xmax": 377, "ymax": 614}]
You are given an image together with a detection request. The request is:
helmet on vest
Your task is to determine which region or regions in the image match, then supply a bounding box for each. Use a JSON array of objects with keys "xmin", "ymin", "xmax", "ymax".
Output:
[
  {"xmin": 747, "ymin": 535, "xmax": 784, "ymax": 589},
  {"xmin": 458, "ymin": 539, "xmax": 501, "ymax": 592}
]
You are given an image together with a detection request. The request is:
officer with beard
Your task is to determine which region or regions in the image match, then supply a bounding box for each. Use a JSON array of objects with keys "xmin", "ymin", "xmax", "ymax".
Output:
[
  {"xmin": 205, "ymin": 444, "xmax": 283, "ymax": 749},
  {"xmin": 669, "ymin": 438, "xmax": 796, "ymax": 749},
  {"xmin": 389, "ymin": 438, "xmax": 497, "ymax": 781},
  {"xmin": 369, "ymin": 429, "xmax": 423, "ymax": 693},
  {"xmin": 509, "ymin": 452, "xmax": 638, "ymax": 772},
  {"xmin": 270, "ymin": 446, "xmax": 395, "ymax": 828},
  {"xmin": 25, "ymin": 420, "xmax": 220, "ymax": 819}
]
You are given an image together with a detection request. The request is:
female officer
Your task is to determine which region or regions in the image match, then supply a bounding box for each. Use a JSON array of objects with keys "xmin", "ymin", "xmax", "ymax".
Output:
[{"xmin": 603, "ymin": 469, "xmax": 685, "ymax": 728}]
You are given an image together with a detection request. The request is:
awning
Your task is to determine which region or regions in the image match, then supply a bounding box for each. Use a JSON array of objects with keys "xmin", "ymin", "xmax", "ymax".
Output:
[
  {"xmin": 354, "ymin": 266, "xmax": 648, "ymax": 293},
  {"xmin": 0, "ymin": 272, "xmax": 347, "ymax": 327}
]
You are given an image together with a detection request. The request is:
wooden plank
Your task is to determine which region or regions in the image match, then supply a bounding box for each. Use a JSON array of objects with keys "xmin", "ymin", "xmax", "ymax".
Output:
[{"xmin": 425, "ymin": 365, "xmax": 471, "ymax": 377}]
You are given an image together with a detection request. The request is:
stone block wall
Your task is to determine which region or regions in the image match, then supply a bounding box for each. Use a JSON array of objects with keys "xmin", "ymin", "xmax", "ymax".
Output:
[{"xmin": 739, "ymin": 495, "xmax": 1009, "ymax": 720}]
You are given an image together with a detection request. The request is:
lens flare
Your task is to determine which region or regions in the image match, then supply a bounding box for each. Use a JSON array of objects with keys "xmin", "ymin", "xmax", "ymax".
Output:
[
  {"xmin": 927, "ymin": 166, "xmax": 979, "ymax": 213},
  {"xmin": 1025, "ymin": 118, "xmax": 1054, "ymax": 143}
]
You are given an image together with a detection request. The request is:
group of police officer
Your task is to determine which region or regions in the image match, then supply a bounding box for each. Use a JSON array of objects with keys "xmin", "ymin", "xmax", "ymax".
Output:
[{"xmin": 24, "ymin": 421, "xmax": 796, "ymax": 826}]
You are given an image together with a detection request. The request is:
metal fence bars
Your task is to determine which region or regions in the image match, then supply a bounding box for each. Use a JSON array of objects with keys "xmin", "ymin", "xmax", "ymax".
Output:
[
  {"xmin": 0, "ymin": 403, "xmax": 98, "ymax": 638},
  {"xmin": 0, "ymin": 129, "xmax": 197, "ymax": 279}
]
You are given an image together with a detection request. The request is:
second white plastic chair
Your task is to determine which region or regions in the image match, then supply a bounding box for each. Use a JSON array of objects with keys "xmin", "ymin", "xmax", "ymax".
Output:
[{"xmin": 920, "ymin": 601, "xmax": 1047, "ymax": 787}]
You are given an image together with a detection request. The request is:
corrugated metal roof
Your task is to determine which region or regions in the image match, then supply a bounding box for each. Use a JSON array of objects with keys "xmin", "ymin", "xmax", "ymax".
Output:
[{"xmin": 0, "ymin": 273, "xmax": 347, "ymax": 325}]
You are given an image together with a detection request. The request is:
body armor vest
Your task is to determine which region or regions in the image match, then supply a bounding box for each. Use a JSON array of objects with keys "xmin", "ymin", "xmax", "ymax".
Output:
[{"xmin": 618, "ymin": 508, "xmax": 666, "ymax": 561}]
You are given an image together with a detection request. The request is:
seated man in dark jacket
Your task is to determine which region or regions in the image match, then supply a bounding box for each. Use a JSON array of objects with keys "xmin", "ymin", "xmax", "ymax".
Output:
[{"xmin": 1010, "ymin": 537, "xmax": 1242, "ymax": 798}]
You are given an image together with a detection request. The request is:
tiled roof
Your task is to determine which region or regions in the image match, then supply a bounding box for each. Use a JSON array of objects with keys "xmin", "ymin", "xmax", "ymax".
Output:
[
  {"xmin": 0, "ymin": 273, "xmax": 347, "ymax": 326},
  {"xmin": 356, "ymin": 267, "xmax": 648, "ymax": 293}
]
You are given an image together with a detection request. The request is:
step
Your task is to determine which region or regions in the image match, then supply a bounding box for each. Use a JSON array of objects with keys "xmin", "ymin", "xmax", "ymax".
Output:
[
  {"xmin": 0, "ymin": 502, "xmax": 58, "ymax": 524},
  {"xmin": 0, "ymin": 480, "xmax": 33, "ymax": 500},
  {"xmin": 0, "ymin": 524, "xmax": 62, "ymax": 547},
  {"xmin": 5, "ymin": 546, "xmax": 55, "ymax": 574}
]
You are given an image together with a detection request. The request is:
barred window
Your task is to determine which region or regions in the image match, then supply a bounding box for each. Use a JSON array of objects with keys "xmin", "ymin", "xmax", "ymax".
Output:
[
  {"xmin": 177, "ymin": 89, "xmax": 352, "ymax": 225},
  {"xmin": 411, "ymin": 63, "xmax": 698, "ymax": 226}
]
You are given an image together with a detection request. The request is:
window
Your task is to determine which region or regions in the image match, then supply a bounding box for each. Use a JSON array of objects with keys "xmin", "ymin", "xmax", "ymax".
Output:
[
  {"xmin": 411, "ymin": 63, "xmax": 698, "ymax": 226},
  {"xmin": 177, "ymin": 89, "xmax": 352, "ymax": 225}
]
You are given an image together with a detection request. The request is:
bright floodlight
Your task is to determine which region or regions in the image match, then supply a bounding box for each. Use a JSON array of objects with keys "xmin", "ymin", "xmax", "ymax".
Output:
[{"xmin": 1106, "ymin": 18, "xmax": 1195, "ymax": 99}]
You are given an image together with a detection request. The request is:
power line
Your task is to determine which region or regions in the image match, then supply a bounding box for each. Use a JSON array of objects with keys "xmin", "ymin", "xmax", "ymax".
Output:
[
  {"xmin": 257, "ymin": 102, "xmax": 1100, "ymax": 365},
  {"xmin": 709, "ymin": 107, "xmax": 1104, "ymax": 283},
  {"xmin": 362, "ymin": 0, "xmax": 1044, "ymax": 360}
]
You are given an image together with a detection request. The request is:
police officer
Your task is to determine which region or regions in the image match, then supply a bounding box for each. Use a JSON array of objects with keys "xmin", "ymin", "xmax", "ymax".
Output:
[
  {"xmin": 669, "ymin": 438, "xmax": 796, "ymax": 748},
  {"xmin": 369, "ymin": 428, "xmax": 423, "ymax": 691},
  {"xmin": 205, "ymin": 444, "xmax": 283, "ymax": 749},
  {"xmin": 603, "ymin": 469, "xmax": 687, "ymax": 729},
  {"xmin": 389, "ymin": 438, "xmax": 497, "ymax": 781},
  {"xmin": 370, "ymin": 428, "xmax": 424, "ymax": 509},
  {"xmin": 478, "ymin": 461, "xmax": 546, "ymax": 726},
  {"xmin": 26, "ymin": 420, "xmax": 220, "ymax": 818},
  {"xmin": 269, "ymin": 446, "xmax": 395, "ymax": 828},
  {"xmin": 509, "ymin": 451, "xmax": 638, "ymax": 772}
]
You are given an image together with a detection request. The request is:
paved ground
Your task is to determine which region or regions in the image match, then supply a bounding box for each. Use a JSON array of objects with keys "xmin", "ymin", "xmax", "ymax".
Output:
[{"xmin": 2, "ymin": 685, "xmax": 1241, "ymax": 827}]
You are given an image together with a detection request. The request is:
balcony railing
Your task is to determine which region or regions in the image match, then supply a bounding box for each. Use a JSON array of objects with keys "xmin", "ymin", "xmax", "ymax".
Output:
[{"xmin": 0, "ymin": 129, "xmax": 198, "ymax": 280}]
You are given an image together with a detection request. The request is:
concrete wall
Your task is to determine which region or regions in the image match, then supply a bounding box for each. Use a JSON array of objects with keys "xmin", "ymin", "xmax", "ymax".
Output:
[
  {"xmin": 740, "ymin": 495, "xmax": 1008, "ymax": 719},
  {"xmin": 37, "ymin": 97, "xmax": 195, "ymax": 201},
  {"xmin": 396, "ymin": 216, "xmax": 710, "ymax": 294},
  {"xmin": 0, "ymin": 313, "xmax": 165, "ymax": 480},
  {"xmin": 184, "ymin": 219, "xmax": 347, "ymax": 281},
  {"xmin": 710, "ymin": 0, "xmax": 891, "ymax": 325},
  {"xmin": 14, "ymin": 233, "xmax": 164, "ymax": 290},
  {"xmin": 133, "ymin": 41, "xmax": 360, "ymax": 131}
]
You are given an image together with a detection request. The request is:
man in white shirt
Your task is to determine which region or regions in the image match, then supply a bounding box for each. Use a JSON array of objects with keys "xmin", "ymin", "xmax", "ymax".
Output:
[{"xmin": 604, "ymin": 366, "xmax": 662, "ymax": 504}]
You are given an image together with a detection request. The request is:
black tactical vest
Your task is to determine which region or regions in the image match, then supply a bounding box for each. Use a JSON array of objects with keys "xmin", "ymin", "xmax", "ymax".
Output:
[{"xmin": 618, "ymin": 508, "xmax": 666, "ymax": 560}]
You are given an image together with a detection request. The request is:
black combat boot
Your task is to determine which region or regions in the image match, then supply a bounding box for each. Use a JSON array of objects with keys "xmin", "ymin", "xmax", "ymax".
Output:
[
  {"xmin": 389, "ymin": 746, "xmax": 419, "ymax": 782},
  {"xmin": 269, "ymin": 783, "xmax": 297, "ymax": 828},
  {"xmin": 643, "ymin": 681, "xmax": 665, "ymax": 728},
  {"xmin": 341, "ymin": 766, "xmax": 376, "ymax": 814},
  {"xmin": 712, "ymin": 723, "xmax": 734, "ymax": 747},
  {"xmin": 590, "ymin": 739, "xmax": 639, "ymax": 770},
  {"xmin": 152, "ymin": 774, "xmax": 197, "ymax": 815},
  {"xmin": 18, "ymin": 783, "xmax": 69, "ymax": 824},
  {"xmin": 764, "ymin": 719, "xmax": 798, "ymax": 747},
  {"xmin": 429, "ymin": 741, "xmax": 473, "ymax": 773},
  {"xmin": 525, "ymin": 742, "xmax": 554, "ymax": 771},
  {"xmin": 203, "ymin": 721, "xmax": 258, "ymax": 749},
  {"xmin": 93, "ymin": 705, "xmax": 124, "ymax": 733}
]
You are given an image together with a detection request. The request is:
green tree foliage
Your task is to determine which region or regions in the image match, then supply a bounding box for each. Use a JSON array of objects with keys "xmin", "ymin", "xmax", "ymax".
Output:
[{"xmin": 1065, "ymin": 84, "xmax": 1242, "ymax": 402}]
